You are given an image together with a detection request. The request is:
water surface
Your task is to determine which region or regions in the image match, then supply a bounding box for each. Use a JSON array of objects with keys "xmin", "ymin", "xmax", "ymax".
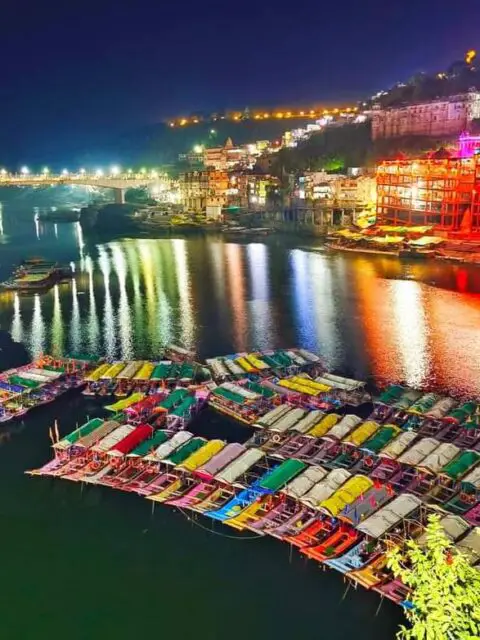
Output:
[{"xmin": 1, "ymin": 200, "xmax": 480, "ymax": 639}]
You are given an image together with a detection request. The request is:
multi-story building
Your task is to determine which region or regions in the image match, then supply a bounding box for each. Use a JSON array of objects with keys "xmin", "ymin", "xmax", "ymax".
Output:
[
  {"xmin": 226, "ymin": 173, "xmax": 280, "ymax": 210},
  {"xmin": 371, "ymin": 91, "xmax": 480, "ymax": 140},
  {"xmin": 179, "ymin": 169, "xmax": 228, "ymax": 217},
  {"xmin": 376, "ymin": 156, "xmax": 478, "ymax": 231}
]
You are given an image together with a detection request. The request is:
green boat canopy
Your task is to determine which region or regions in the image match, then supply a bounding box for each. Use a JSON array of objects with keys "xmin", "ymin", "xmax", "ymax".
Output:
[
  {"xmin": 65, "ymin": 418, "xmax": 104, "ymax": 444},
  {"xmin": 166, "ymin": 437, "xmax": 206, "ymax": 465},
  {"xmin": 258, "ymin": 458, "xmax": 307, "ymax": 492},
  {"xmin": 442, "ymin": 451, "xmax": 480, "ymax": 480},
  {"xmin": 362, "ymin": 425, "xmax": 400, "ymax": 454},
  {"xmin": 129, "ymin": 430, "xmax": 170, "ymax": 457}
]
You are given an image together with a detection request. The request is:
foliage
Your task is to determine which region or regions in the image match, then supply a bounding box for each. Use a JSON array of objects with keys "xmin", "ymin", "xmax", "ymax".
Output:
[
  {"xmin": 386, "ymin": 514, "xmax": 480, "ymax": 640},
  {"xmin": 375, "ymin": 58, "xmax": 480, "ymax": 109}
]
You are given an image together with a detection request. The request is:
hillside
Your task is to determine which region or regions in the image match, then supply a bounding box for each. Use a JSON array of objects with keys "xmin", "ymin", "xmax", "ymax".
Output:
[{"xmin": 99, "ymin": 118, "xmax": 313, "ymax": 167}]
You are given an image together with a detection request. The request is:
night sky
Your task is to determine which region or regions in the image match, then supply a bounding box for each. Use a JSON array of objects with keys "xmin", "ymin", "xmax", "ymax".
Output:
[{"xmin": 1, "ymin": 0, "xmax": 479, "ymax": 165}]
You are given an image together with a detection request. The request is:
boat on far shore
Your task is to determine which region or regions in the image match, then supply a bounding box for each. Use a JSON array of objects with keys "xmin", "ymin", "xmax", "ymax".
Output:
[{"xmin": 0, "ymin": 259, "xmax": 74, "ymax": 292}]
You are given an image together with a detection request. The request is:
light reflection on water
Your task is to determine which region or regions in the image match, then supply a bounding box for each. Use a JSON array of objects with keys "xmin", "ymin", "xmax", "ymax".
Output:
[{"xmin": 0, "ymin": 218, "xmax": 480, "ymax": 396}]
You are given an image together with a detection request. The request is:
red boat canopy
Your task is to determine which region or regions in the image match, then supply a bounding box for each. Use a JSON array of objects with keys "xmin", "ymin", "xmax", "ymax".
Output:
[{"xmin": 108, "ymin": 424, "xmax": 153, "ymax": 456}]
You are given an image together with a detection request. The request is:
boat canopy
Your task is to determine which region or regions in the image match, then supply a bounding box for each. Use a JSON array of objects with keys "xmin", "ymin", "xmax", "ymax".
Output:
[
  {"xmin": 100, "ymin": 362, "xmax": 126, "ymax": 380},
  {"xmin": 324, "ymin": 414, "xmax": 362, "ymax": 441},
  {"xmin": 116, "ymin": 361, "xmax": 144, "ymax": 380},
  {"xmin": 418, "ymin": 443, "xmax": 460, "ymax": 474},
  {"xmin": 92, "ymin": 424, "xmax": 136, "ymax": 453},
  {"xmin": 340, "ymin": 485, "xmax": 392, "ymax": 526},
  {"xmin": 164, "ymin": 437, "xmax": 207, "ymax": 466},
  {"xmin": 345, "ymin": 421, "xmax": 380, "ymax": 446},
  {"xmin": 318, "ymin": 373, "xmax": 366, "ymax": 391},
  {"xmin": 462, "ymin": 464, "xmax": 480, "ymax": 489},
  {"xmin": 196, "ymin": 442, "xmax": 246, "ymax": 479},
  {"xmin": 397, "ymin": 437, "xmax": 440, "ymax": 466},
  {"xmin": 416, "ymin": 515, "xmax": 470, "ymax": 547},
  {"xmin": 290, "ymin": 410, "xmax": 324, "ymax": 434},
  {"xmin": 222, "ymin": 358, "xmax": 245, "ymax": 375},
  {"xmin": 105, "ymin": 392, "xmax": 145, "ymax": 413},
  {"xmin": 362, "ymin": 425, "xmax": 402, "ymax": 454},
  {"xmin": 127, "ymin": 430, "xmax": 170, "ymax": 457},
  {"xmin": 178, "ymin": 440, "xmax": 225, "ymax": 472},
  {"xmin": 270, "ymin": 408, "xmax": 307, "ymax": 433},
  {"xmin": 308, "ymin": 413, "xmax": 341, "ymax": 438},
  {"xmin": 1, "ymin": 379, "xmax": 29, "ymax": 393},
  {"xmin": 357, "ymin": 494, "xmax": 422, "ymax": 539},
  {"xmin": 28, "ymin": 367, "xmax": 62, "ymax": 380},
  {"xmin": 319, "ymin": 474, "xmax": 374, "ymax": 517},
  {"xmin": 377, "ymin": 385, "xmax": 406, "ymax": 405},
  {"xmin": 256, "ymin": 404, "xmax": 292, "ymax": 428},
  {"xmin": 212, "ymin": 387, "xmax": 247, "ymax": 405},
  {"xmin": 379, "ymin": 431, "xmax": 418, "ymax": 459},
  {"xmin": 447, "ymin": 401, "xmax": 478, "ymax": 424},
  {"xmin": 170, "ymin": 396, "xmax": 197, "ymax": 418},
  {"xmin": 108, "ymin": 424, "xmax": 154, "ymax": 457},
  {"xmin": 282, "ymin": 465, "xmax": 329, "ymax": 499},
  {"xmin": 84, "ymin": 363, "xmax": 111, "ymax": 382},
  {"xmin": 158, "ymin": 388, "xmax": 189, "ymax": 410},
  {"xmin": 392, "ymin": 389, "xmax": 423, "ymax": 410},
  {"xmin": 144, "ymin": 431, "xmax": 193, "ymax": 461},
  {"xmin": 221, "ymin": 382, "xmax": 260, "ymax": 401},
  {"xmin": 54, "ymin": 418, "xmax": 104, "ymax": 450},
  {"xmin": 425, "ymin": 397, "xmax": 457, "ymax": 420},
  {"xmin": 133, "ymin": 362, "xmax": 155, "ymax": 380},
  {"xmin": 75, "ymin": 420, "xmax": 121, "ymax": 449},
  {"xmin": 301, "ymin": 468, "xmax": 352, "ymax": 508},
  {"xmin": 297, "ymin": 349, "xmax": 320, "ymax": 363},
  {"xmin": 455, "ymin": 528, "xmax": 480, "ymax": 565},
  {"xmin": 215, "ymin": 448, "xmax": 265, "ymax": 484},
  {"xmin": 409, "ymin": 393, "xmax": 441, "ymax": 415},
  {"xmin": 257, "ymin": 458, "xmax": 307, "ymax": 493},
  {"xmin": 442, "ymin": 450, "xmax": 480, "ymax": 481}
]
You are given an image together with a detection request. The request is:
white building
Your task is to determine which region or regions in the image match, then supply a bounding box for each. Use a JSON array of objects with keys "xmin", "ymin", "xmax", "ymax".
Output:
[{"xmin": 371, "ymin": 91, "xmax": 480, "ymax": 140}]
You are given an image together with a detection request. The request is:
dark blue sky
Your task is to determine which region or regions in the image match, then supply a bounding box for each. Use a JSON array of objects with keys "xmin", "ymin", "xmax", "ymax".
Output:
[{"xmin": 1, "ymin": 0, "xmax": 479, "ymax": 165}]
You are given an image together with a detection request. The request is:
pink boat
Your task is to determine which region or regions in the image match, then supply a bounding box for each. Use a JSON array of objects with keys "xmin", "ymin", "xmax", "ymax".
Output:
[
  {"xmin": 465, "ymin": 502, "xmax": 480, "ymax": 526},
  {"xmin": 124, "ymin": 464, "xmax": 161, "ymax": 492},
  {"xmin": 166, "ymin": 481, "xmax": 216, "ymax": 508},
  {"xmin": 375, "ymin": 578, "xmax": 409, "ymax": 604},
  {"xmin": 136, "ymin": 471, "xmax": 178, "ymax": 496},
  {"xmin": 194, "ymin": 442, "xmax": 246, "ymax": 481}
]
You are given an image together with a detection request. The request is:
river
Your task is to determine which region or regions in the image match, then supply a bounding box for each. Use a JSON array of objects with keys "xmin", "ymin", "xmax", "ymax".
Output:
[{"xmin": 1, "ymin": 198, "xmax": 480, "ymax": 639}]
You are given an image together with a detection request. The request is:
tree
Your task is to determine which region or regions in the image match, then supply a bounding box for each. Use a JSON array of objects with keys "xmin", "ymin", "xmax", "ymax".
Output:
[{"xmin": 387, "ymin": 514, "xmax": 480, "ymax": 640}]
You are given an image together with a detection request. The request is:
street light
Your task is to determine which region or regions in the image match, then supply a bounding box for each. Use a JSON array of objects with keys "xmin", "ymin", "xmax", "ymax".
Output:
[
  {"xmin": 42, "ymin": 167, "xmax": 49, "ymax": 175},
  {"xmin": 62, "ymin": 169, "xmax": 69, "ymax": 176},
  {"xmin": 110, "ymin": 165, "xmax": 120, "ymax": 176},
  {"xmin": 95, "ymin": 169, "xmax": 104, "ymax": 177},
  {"xmin": 210, "ymin": 129, "xmax": 216, "ymax": 135},
  {"xmin": 20, "ymin": 166, "xmax": 29, "ymax": 175},
  {"xmin": 140, "ymin": 167, "xmax": 147, "ymax": 175},
  {"xmin": 79, "ymin": 168, "xmax": 86, "ymax": 175},
  {"xmin": 150, "ymin": 170, "xmax": 158, "ymax": 178},
  {"xmin": 0, "ymin": 169, "xmax": 7, "ymax": 176}
]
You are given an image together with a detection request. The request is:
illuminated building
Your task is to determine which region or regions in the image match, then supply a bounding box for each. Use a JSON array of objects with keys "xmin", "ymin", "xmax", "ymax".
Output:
[
  {"xmin": 458, "ymin": 133, "xmax": 480, "ymax": 158},
  {"xmin": 226, "ymin": 173, "xmax": 280, "ymax": 209},
  {"xmin": 203, "ymin": 138, "xmax": 234, "ymax": 170},
  {"xmin": 376, "ymin": 155, "xmax": 478, "ymax": 231},
  {"xmin": 371, "ymin": 91, "xmax": 480, "ymax": 140},
  {"xmin": 203, "ymin": 138, "xmax": 256, "ymax": 171}
]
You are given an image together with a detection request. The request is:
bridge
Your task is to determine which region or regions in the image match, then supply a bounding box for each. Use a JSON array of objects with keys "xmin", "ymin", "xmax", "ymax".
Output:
[{"xmin": 0, "ymin": 171, "xmax": 160, "ymax": 204}]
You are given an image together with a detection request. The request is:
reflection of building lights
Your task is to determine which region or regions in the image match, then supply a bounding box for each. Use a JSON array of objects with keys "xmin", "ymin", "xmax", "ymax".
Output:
[
  {"xmin": 30, "ymin": 294, "xmax": 46, "ymax": 357},
  {"xmin": 11, "ymin": 293, "xmax": 23, "ymax": 344},
  {"xmin": 110, "ymin": 243, "xmax": 133, "ymax": 359},
  {"xmin": 51, "ymin": 285, "xmax": 64, "ymax": 356}
]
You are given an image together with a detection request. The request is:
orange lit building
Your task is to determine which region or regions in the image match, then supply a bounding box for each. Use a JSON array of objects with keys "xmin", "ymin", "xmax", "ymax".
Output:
[{"xmin": 376, "ymin": 156, "xmax": 480, "ymax": 232}]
